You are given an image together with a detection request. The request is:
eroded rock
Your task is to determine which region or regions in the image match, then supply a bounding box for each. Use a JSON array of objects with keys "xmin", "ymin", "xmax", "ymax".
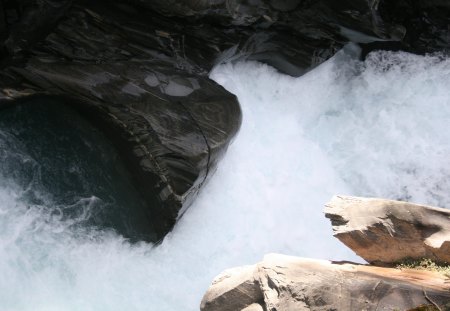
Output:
[
  {"xmin": 200, "ymin": 265, "xmax": 264, "ymax": 311},
  {"xmin": 4, "ymin": 0, "xmax": 448, "ymax": 79},
  {"xmin": 0, "ymin": 2, "xmax": 242, "ymax": 242},
  {"xmin": 201, "ymin": 254, "xmax": 450, "ymax": 311},
  {"xmin": 325, "ymin": 195, "xmax": 450, "ymax": 265},
  {"xmin": 1, "ymin": 0, "xmax": 449, "ymax": 242}
]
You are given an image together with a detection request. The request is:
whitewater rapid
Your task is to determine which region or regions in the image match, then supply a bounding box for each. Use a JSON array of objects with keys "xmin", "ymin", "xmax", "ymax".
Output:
[{"xmin": 1, "ymin": 47, "xmax": 450, "ymax": 310}]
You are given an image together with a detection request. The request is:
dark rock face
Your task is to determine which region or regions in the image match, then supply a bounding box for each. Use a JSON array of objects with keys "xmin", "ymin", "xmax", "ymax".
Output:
[
  {"xmin": 378, "ymin": 1, "xmax": 450, "ymax": 55},
  {"xmin": 1, "ymin": 0, "xmax": 72, "ymax": 55},
  {"xmin": 0, "ymin": 1, "xmax": 242, "ymax": 241},
  {"xmin": 131, "ymin": 0, "xmax": 450, "ymax": 59},
  {"xmin": 1, "ymin": 1, "xmax": 449, "ymax": 73},
  {"xmin": 0, "ymin": 0, "xmax": 449, "ymax": 241}
]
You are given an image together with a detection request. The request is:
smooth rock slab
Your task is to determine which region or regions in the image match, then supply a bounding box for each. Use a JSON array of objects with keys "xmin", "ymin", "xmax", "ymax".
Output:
[
  {"xmin": 325, "ymin": 195, "xmax": 450, "ymax": 265},
  {"xmin": 201, "ymin": 254, "xmax": 450, "ymax": 311}
]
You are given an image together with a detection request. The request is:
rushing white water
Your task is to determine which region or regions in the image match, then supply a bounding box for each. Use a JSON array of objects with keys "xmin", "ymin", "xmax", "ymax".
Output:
[{"xmin": 1, "ymin": 47, "xmax": 450, "ymax": 310}]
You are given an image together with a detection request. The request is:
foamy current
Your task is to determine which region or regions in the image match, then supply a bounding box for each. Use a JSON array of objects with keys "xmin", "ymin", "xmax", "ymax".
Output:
[{"xmin": 0, "ymin": 47, "xmax": 449, "ymax": 310}]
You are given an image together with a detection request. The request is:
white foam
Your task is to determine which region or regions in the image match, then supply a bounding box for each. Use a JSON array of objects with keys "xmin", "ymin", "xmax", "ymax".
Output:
[{"xmin": 1, "ymin": 49, "xmax": 450, "ymax": 310}]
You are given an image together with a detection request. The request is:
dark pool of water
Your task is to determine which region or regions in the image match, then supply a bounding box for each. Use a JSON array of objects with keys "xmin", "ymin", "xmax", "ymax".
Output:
[{"xmin": 0, "ymin": 97, "xmax": 157, "ymax": 242}]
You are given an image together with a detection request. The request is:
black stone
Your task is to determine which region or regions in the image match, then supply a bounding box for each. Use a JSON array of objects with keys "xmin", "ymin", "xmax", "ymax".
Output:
[
  {"xmin": 0, "ymin": 0, "xmax": 449, "ymax": 241},
  {"xmin": 0, "ymin": 1, "xmax": 242, "ymax": 242}
]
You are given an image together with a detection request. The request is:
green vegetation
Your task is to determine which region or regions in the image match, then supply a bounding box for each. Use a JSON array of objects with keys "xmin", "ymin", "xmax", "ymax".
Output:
[
  {"xmin": 406, "ymin": 305, "xmax": 440, "ymax": 311},
  {"xmin": 395, "ymin": 258, "xmax": 450, "ymax": 310},
  {"xmin": 406, "ymin": 303, "xmax": 450, "ymax": 311},
  {"xmin": 395, "ymin": 258, "xmax": 450, "ymax": 275}
]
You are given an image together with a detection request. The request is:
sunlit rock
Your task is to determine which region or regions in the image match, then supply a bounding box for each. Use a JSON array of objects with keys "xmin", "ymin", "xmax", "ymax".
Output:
[
  {"xmin": 200, "ymin": 266, "xmax": 263, "ymax": 311},
  {"xmin": 201, "ymin": 254, "xmax": 450, "ymax": 311},
  {"xmin": 325, "ymin": 195, "xmax": 450, "ymax": 265},
  {"xmin": 240, "ymin": 303, "xmax": 264, "ymax": 311}
]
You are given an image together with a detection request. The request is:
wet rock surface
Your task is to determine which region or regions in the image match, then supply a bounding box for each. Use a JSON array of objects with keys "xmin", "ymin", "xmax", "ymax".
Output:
[
  {"xmin": 0, "ymin": 1, "xmax": 243, "ymax": 241},
  {"xmin": 2, "ymin": 1, "xmax": 448, "ymax": 76},
  {"xmin": 0, "ymin": 0, "xmax": 449, "ymax": 241},
  {"xmin": 201, "ymin": 254, "xmax": 450, "ymax": 311},
  {"xmin": 128, "ymin": 0, "xmax": 450, "ymax": 60},
  {"xmin": 325, "ymin": 195, "xmax": 450, "ymax": 265}
]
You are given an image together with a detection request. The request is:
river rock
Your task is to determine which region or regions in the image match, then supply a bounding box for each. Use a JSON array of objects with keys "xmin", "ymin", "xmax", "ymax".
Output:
[
  {"xmin": 201, "ymin": 254, "xmax": 450, "ymax": 311},
  {"xmin": 1, "ymin": 0, "xmax": 449, "ymax": 242},
  {"xmin": 325, "ymin": 195, "xmax": 450, "ymax": 265},
  {"xmin": 200, "ymin": 265, "xmax": 264, "ymax": 311},
  {"xmin": 3, "ymin": 1, "xmax": 449, "ymax": 78},
  {"xmin": 0, "ymin": 1, "xmax": 243, "ymax": 241},
  {"xmin": 134, "ymin": 0, "xmax": 450, "ymax": 58}
]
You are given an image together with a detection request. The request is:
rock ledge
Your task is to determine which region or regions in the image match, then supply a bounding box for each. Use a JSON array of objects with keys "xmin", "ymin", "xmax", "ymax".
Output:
[
  {"xmin": 202, "ymin": 196, "xmax": 450, "ymax": 310},
  {"xmin": 201, "ymin": 254, "xmax": 450, "ymax": 311},
  {"xmin": 325, "ymin": 195, "xmax": 450, "ymax": 265}
]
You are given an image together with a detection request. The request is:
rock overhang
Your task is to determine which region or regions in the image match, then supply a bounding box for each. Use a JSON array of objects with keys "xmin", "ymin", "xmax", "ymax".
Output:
[{"xmin": 325, "ymin": 195, "xmax": 450, "ymax": 265}]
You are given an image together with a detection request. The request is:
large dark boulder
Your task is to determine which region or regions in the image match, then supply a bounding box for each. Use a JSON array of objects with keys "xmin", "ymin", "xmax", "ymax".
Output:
[
  {"xmin": 0, "ymin": 0, "xmax": 449, "ymax": 241},
  {"xmin": 0, "ymin": 2, "xmax": 242, "ymax": 241}
]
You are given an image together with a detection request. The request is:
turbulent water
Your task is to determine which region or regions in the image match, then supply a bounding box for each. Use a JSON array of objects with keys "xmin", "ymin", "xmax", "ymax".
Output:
[{"xmin": 1, "ymin": 47, "xmax": 450, "ymax": 310}]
